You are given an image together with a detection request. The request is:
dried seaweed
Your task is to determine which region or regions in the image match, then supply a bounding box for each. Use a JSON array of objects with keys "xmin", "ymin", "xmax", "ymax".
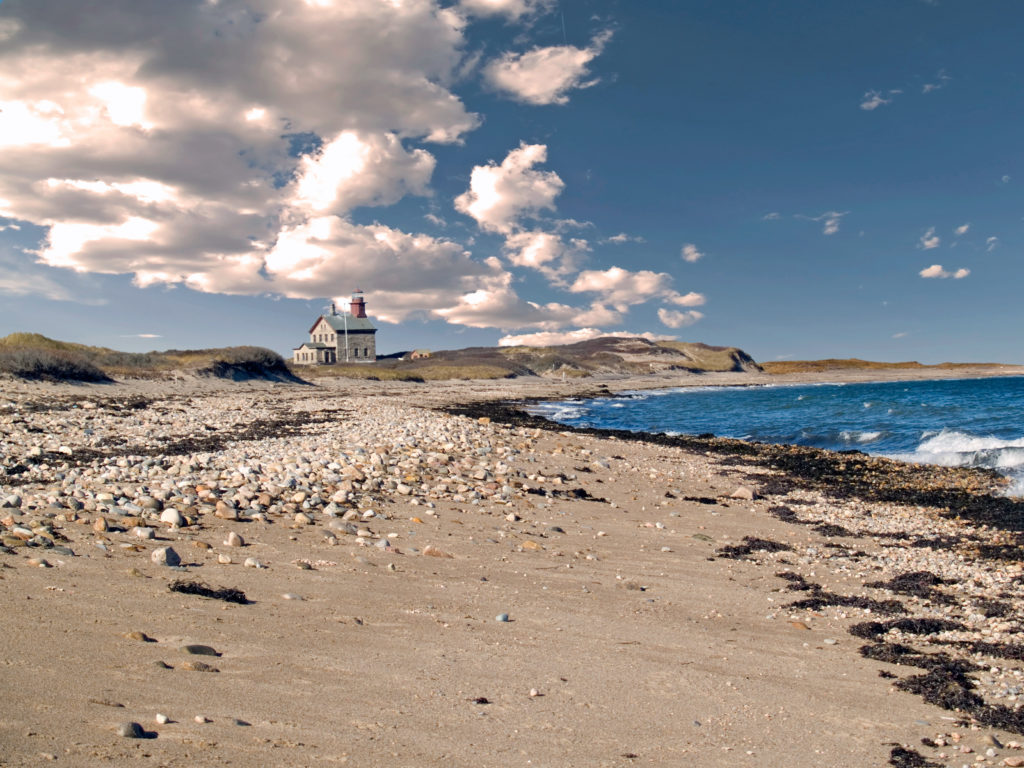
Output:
[
  {"xmin": 889, "ymin": 745, "xmax": 943, "ymax": 767},
  {"xmin": 787, "ymin": 591, "xmax": 906, "ymax": 615},
  {"xmin": 848, "ymin": 618, "xmax": 965, "ymax": 640},
  {"xmin": 715, "ymin": 537, "xmax": 792, "ymax": 559},
  {"xmin": 169, "ymin": 579, "xmax": 249, "ymax": 604},
  {"xmin": 865, "ymin": 571, "xmax": 955, "ymax": 605},
  {"xmin": 813, "ymin": 523, "xmax": 856, "ymax": 537},
  {"xmin": 775, "ymin": 572, "xmax": 815, "ymax": 591}
]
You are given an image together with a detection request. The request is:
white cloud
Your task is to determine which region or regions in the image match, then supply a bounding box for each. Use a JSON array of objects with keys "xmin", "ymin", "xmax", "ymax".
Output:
[
  {"xmin": 918, "ymin": 227, "xmax": 941, "ymax": 250},
  {"xmin": 762, "ymin": 212, "xmax": 781, "ymax": 221},
  {"xmin": 0, "ymin": 0, "xmax": 493, "ymax": 312},
  {"xmin": 919, "ymin": 264, "xmax": 969, "ymax": 279},
  {"xmin": 860, "ymin": 89, "xmax": 900, "ymax": 111},
  {"xmin": 797, "ymin": 211, "xmax": 848, "ymax": 235},
  {"xmin": 484, "ymin": 31, "xmax": 612, "ymax": 106},
  {"xmin": 289, "ymin": 131, "xmax": 435, "ymax": 215},
  {"xmin": 1002, "ymin": 175, "xmax": 1011, "ymax": 184},
  {"xmin": 892, "ymin": 332, "xmax": 908, "ymax": 339},
  {"xmin": 458, "ymin": 0, "xmax": 553, "ymax": 19},
  {"xmin": 454, "ymin": 143, "xmax": 564, "ymax": 233},
  {"xmin": 503, "ymin": 230, "xmax": 589, "ymax": 280},
  {"xmin": 568, "ymin": 266, "xmax": 676, "ymax": 310},
  {"xmin": 987, "ymin": 236, "xmax": 999, "ymax": 252},
  {"xmin": 602, "ymin": 232, "xmax": 645, "ymax": 244},
  {"xmin": 657, "ymin": 308, "xmax": 704, "ymax": 328},
  {"xmin": 922, "ymin": 70, "xmax": 950, "ymax": 94},
  {"xmin": 120, "ymin": 333, "xmax": 162, "ymax": 338},
  {"xmin": 668, "ymin": 291, "xmax": 706, "ymax": 307},
  {"xmin": 954, "ymin": 223, "xmax": 970, "ymax": 236},
  {"xmin": 498, "ymin": 328, "xmax": 675, "ymax": 347},
  {"xmin": 681, "ymin": 243, "xmax": 704, "ymax": 262}
]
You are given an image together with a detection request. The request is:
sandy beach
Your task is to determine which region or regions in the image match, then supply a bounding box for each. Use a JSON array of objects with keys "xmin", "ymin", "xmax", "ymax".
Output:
[{"xmin": 4, "ymin": 367, "xmax": 1024, "ymax": 767}]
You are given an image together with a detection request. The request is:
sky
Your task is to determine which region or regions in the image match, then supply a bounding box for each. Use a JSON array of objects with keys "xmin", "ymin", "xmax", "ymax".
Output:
[{"xmin": 0, "ymin": 0, "xmax": 1021, "ymax": 364}]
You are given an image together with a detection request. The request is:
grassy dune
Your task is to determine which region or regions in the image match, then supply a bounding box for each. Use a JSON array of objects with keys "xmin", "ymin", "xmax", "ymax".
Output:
[{"xmin": 761, "ymin": 358, "xmax": 1005, "ymax": 374}]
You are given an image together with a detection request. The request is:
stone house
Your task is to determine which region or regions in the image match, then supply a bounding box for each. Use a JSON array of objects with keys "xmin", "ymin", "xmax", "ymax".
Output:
[{"xmin": 292, "ymin": 290, "xmax": 377, "ymax": 365}]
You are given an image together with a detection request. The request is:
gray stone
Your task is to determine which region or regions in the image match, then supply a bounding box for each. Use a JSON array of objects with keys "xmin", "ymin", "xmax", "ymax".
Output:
[
  {"xmin": 496, "ymin": 613, "xmax": 510, "ymax": 623},
  {"xmin": 151, "ymin": 546, "xmax": 181, "ymax": 567},
  {"xmin": 117, "ymin": 722, "xmax": 145, "ymax": 738}
]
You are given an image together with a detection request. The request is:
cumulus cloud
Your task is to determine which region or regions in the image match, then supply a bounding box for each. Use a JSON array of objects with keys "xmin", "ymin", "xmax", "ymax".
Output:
[
  {"xmin": 568, "ymin": 266, "xmax": 675, "ymax": 310},
  {"xmin": 954, "ymin": 223, "xmax": 970, "ymax": 236},
  {"xmin": 919, "ymin": 264, "xmax": 969, "ymax": 279},
  {"xmin": 602, "ymin": 232, "xmax": 645, "ymax": 244},
  {"xmin": 484, "ymin": 31, "xmax": 612, "ymax": 106},
  {"xmin": 454, "ymin": 143, "xmax": 564, "ymax": 233},
  {"xmin": 681, "ymin": 243, "xmax": 704, "ymax": 262},
  {"xmin": 289, "ymin": 131, "xmax": 435, "ymax": 215},
  {"xmin": 503, "ymin": 230, "xmax": 589, "ymax": 280},
  {"xmin": 918, "ymin": 227, "xmax": 941, "ymax": 250},
  {"xmin": 860, "ymin": 89, "xmax": 901, "ymax": 110},
  {"xmin": 668, "ymin": 291, "xmax": 706, "ymax": 307},
  {"xmin": 657, "ymin": 308, "xmax": 704, "ymax": 328},
  {"xmin": 0, "ymin": 0, "xmax": 493, "ymax": 314},
  {"xmin": 458, "ymin": 0, "xmax": 553, "ymax": 19},
  {"xmin": 498, "ymin": 328, "xmax": 675, "ymax": 347}
]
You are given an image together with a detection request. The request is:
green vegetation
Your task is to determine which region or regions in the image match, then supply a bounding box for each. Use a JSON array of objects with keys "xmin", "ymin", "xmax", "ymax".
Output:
[
  {"xmin": 761, "ymin": 358, "xmax": 1003, "ymax": 375},
  {"xmin": 0, "ymin": 333, "xmax": 290, "ymax": 382}
]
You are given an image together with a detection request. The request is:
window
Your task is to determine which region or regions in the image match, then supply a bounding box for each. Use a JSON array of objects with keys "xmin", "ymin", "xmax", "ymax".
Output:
[{"xmin": 364, "ymin": 348, "xmax": 369, "ymax": 358}]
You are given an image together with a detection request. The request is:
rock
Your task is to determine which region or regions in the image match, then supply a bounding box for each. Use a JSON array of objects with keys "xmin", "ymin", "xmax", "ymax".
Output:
[
  {"xmin": 117, "ymin": 722, "xmax": 145, "ymax": 738},
  {"xmin": 151, "ymin": 546, "xmax": 181, "ymax": 567},
  {"xmin": 243, "ymin": 557, "xmax": 264, "ymax": 568},
  {"xmin": 124, "ymin": 631, "xmax": 155, "ymax": 642},
  {"xmin": 1004, "ymin": 758, "xmax": 1024, "ymax": 767},
  {"xmin": 159, "ymin": 509, "xmax": 185, "ymax": 527},
  {"xmin": 218, "ymin": 553, "xmax": 232, "ymax": 564},
  {"xmin": 282, "ymin": 593, "xmax": 303, "ymax": 600},
  {"xmin": 730, "ymin": 486, "xmax": 756, "ymax": 500},
  {"xmin": 132, "ymin": 526, "xmax": 155, "ymax": 539},
  {"xmin": 155, "ymin": 713, "xmax": 169, "ymax": 725},
  {"xmin": 521, "ymin": 540, "xmax": 543, "ymax": 551},
  {"xmin": 181, "ymin": 660, "xmax": 219, "ymax": 673},
  {"xmin": 496, "ymin": 613, "xmax": 510, "ymax": 622},
  {"xmin": 294, "ymin": 512, "xmax": 312, "ymax": 525},
  {"xmin": 93, "ymin": 517, "xmax": 108, "ymax": 532},
  {"xmin": 180, "ymin": 644, "xmax": 220, "ymax": 656},
  {"xmin": 529, "ymin": 688, "xmax": 540, "ymax": 697},
  {"xmin": 224, "ymin": 531, "xmax": 244, "ymax": 547},
  {"xmin": 194, "ymin": 715, "xmax": 210, "ymax": 723},
  {"xmin": 423, "ymin": 545, "xmax": 453, "ymax": 558}
]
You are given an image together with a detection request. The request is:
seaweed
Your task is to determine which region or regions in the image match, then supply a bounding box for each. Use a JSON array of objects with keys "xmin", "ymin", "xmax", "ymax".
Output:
[
  {"xmin": 865, "ymin": 571, "xmax": 955, "ymax": 605},
  {"xmin": 889, "ymin": 746, "xmax": 943, "ymax": 768},
  {"xmin": 813, "ymin": 523, "xmax": 856, "ymax": 537},
  {"xmin": 945, "ymin": 640, "xmax": 1024, "ymax": 661},
  {"xmin": 787, "ymin": 591, "xmax": 905, "ymax": 615},
  {"xmin": 775, "ymin": 571, "xmax": 815, "ymax": 591},
  {"xmin": 848, "ymin": 618, "xmax": 966, "ymax": 640},
  {"xmin": 767, "ymin": 505, "xmax": 804, "ymax": 523},
  {"xmin": 682, "ymin": 496, "xmax": 719, "ymax": 505},
  {"xmin": 169, "ymin": 579, "xmax": 249, "ymax": 604},
  {"xmin": 974, "ymin": 598, "xmax": 1013, "ymax": 618},
  {"xmin": 715, "ymin": 537, "xmax": 792, "ymax": 559}
]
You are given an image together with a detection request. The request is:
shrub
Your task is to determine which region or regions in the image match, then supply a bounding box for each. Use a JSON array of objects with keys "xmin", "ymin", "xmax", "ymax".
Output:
[{"xmin": 0, "ymin": 347, "xmax": 111, "ymax": 382}]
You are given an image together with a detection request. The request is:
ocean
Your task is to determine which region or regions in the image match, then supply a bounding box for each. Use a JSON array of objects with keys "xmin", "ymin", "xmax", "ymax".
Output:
[{"xmin": 529, "ymin": 376, "xmax": 1024, "ymax": 496}]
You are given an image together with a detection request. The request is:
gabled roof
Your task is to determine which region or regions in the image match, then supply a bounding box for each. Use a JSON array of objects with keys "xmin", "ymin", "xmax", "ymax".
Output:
[
  {"xmin": 294, "ymin": 342, "xmax": 331, "ymax": 350},
  {"xmin": 309, "ymin": 313, "xmax": 376, "ymax": 334}
]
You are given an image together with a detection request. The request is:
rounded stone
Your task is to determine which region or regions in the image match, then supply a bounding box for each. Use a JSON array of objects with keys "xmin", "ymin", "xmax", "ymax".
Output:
[
  {"xmin": 495, "ymin": 613, "xmax": 510, "ymax": 623},
  {"xmin": 117, "ymin": 721, "xmax": 144, "ymax": 738},
  {"xmin": 151, "ymin": 546, "xmax": 181, "ymax": 567}
]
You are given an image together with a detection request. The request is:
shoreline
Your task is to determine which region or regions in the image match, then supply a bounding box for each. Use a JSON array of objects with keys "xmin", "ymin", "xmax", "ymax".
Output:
[{"xmin": 4, "ymin": 373, "xmax": 1024, "ymax": 765}]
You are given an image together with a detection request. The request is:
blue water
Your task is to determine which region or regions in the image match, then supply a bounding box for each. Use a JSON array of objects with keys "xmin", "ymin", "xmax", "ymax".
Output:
[{"xmin": 530, "ymin": 376, "xmax": 1024, "ymax": 495}]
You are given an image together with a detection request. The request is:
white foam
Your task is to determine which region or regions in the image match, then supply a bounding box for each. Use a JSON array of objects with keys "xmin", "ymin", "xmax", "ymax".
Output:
[{"xmin": 840, "ymin": 430, "xmax": 882, "ymax": 444}]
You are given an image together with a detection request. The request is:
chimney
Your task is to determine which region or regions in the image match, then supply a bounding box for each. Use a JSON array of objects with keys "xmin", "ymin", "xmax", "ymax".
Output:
[
  {"xmin": 350, "ymin": 290, "xmax": 366, "ymax": 318},
  {"xmin": 331, "ymin": 302, "xmax": 337, "ymax": 316}
]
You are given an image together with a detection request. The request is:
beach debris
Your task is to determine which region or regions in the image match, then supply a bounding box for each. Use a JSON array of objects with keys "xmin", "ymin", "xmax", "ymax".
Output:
[
  {"xmin": 117, "ymin": 722, "xmax": 145, "ymax": 739},
  {"xmin": 715, "ymin": 537, "xmax": 791, "ymax": 559},
  {"xmin": 169, "ymin": 579, "xmax": 248, "ymax": 604}
]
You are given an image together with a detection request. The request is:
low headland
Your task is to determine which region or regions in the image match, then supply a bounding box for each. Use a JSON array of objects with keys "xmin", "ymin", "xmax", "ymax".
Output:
[{"xmin": 3, "ymin": 334, "xmax": 1024, "ymax": 766}]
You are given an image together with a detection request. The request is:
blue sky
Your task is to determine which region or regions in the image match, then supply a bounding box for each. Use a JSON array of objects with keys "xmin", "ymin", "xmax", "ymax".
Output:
[{"xmin": 0, "ymin": 0, "xmax": 1020, "ymax": 363}]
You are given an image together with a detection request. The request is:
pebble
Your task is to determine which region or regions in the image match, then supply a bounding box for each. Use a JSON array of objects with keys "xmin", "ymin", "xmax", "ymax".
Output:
[
  {"xmin": 224, "ymin": 531, "xmax": 244, "ymax": 547},
  {"xmin": 180, "ymin": 644, "xmax": 220, "ymax": 656},
  {"xmin": 151, "ymin": 546, "xmax": 181, "ymax": 567},
  {"xmin": 194, "ymin": 715, "xmax": 209, "ymax": 724},
  {"xmin": 496, "ymin": 613, "xmax": 510, "ymax": 622},
  {"xmin": 282, "ymin": 593, "xmax": 303, "ymax": 600},
  {"xmin": 155, "ymin": 713, "xmax": 169, "ymax": 724},
  {"xmin": 132, "ymin": 526, "xmax": 155, "ymax": 539},
  {"xmin": 159, "ymin": 509, "xmax": 185, "ymax": 527},
  {"xmin": 243, "ymin": 557, "xmax": 264, "ymax": 568},
  {"xmin": 218, "ymin": 553, "xmax": 232, "ymax": 564},
  {"xmin": 117, "ymin": 722, "xmax": 145, "ymax": 738}
]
